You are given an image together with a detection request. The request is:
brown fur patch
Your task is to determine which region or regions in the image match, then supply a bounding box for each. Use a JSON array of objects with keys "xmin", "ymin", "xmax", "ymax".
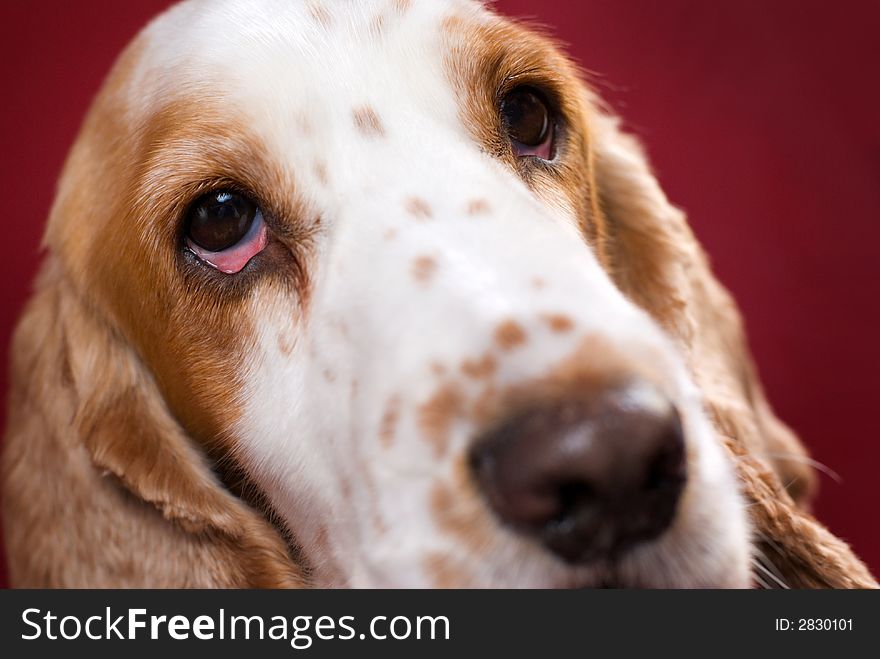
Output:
[
  {"xmin": 379, "ymin": 394, "xmax": 401, "ymax": 449},
  {"xmin": 405, "ymin": 196, "xmax": 433, "ymax": 220},
  {"xmin": 411, "ymin": 255, "xmax": 438, "ymax": 284},
  {"xmin": 494, "ymin": 320, "xmax": 527, "ymax": 350},
  {"xmin": 352, "ymin": 106, "xmax": 386, "ymax": 137},
  {"xmin": 417, "ymin": 383, "xmax": 464, "ymax": 456},
  {"xmin": 461, "ymin": 353, "xmax": 497, "ymax": 379}
]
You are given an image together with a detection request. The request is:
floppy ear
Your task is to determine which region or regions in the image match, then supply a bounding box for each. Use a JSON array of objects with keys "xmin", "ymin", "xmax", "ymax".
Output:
[
  {"xmin": 2, "ymin": 259, "xmax": 304, "ymax": 587},
  {"xmin": 586, "ymin": 106, "xmax": 876, "ymax": 588}
]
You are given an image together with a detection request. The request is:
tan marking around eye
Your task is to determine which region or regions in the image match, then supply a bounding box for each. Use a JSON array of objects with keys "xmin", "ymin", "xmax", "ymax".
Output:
[
  {"xmin": 466, "ymin": 198, "xmax": 491, "ymax": 216},
  {"xmin": 352, "ymin": 106, "xmax": 385, "ymax": 137},
  {"xmin": 494, "ymin": 320, "xmax": 527, "ymax": 350},
  {"xmin": 405, "ymin": 196, "xmax": 433, "ymax": 220},
  {"xmin": 541, "ymin": 313, "xmax": 574, "ymax": 333},
  {"xmin": 418, "ymin": 383, "xmax": 464, "ymax": 456},
  {"xmin": 412, "ymin": 255, "xmax": 438, "ymax": 284},
  {"xmin": 379, "ymin": 394, "xmax": 401, "ymax": 449},
  {"xmin": 461, "ymin": 354, "xmax": 497, "ymax": 379}
]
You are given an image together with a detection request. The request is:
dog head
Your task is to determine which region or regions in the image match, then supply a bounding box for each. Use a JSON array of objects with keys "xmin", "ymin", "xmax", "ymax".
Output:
[{"xmin": 10, "ymin": 0, "xmax": 873, "ymax": 588}]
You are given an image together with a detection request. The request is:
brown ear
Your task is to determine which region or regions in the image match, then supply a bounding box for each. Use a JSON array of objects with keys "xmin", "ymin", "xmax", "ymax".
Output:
[
  {"xmin": 2, "ymin": 259, "xmax": 304, "ymax": 587},
  {"xmin": 586, "ymin": 106, "xmax": 876, "ymax": 588}
]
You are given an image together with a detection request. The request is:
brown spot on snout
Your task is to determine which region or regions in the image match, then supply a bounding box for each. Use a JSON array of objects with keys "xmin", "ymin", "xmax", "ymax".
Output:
[
  {"xmin": 430, "ymin": 466, "xmax": 495, "ymax": 554},
  {"xmin": 466, "ymin": 198, "xmax": 491, "ymax": 216},
  {"xmin": 405, "ymin": 196, "xmax": 433, "ymax": 220},
  {"xmin": 542, "ymin": 313, "xmax": 574, "ymax": 333},
  {"xmin": 418, "ymin": 383, "xmax": 464, "ymax": 456},
  {"xmin": 379, "ymin": 394, "xmax": 401, "ymax": 449},
  {"xmin": 461, "ymin": 354, "xmax": 497, "ymax": 379},
  {"xmin": 494, "ymin": 320, "xmax": 527, "ymax": 350},
  {"xmin": 412, "ymin": 255, "xmax": 437, "ymax": 284},
  {"xmin": 352, "ymin": 106, "xmax": 385, "ymax": 137}
]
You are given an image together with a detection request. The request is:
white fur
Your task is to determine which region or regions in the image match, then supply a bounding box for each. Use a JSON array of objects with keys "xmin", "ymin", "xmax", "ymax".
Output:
[{"xmin": 135, "ymin": 0, "xmax": 750, "ymax": 587}]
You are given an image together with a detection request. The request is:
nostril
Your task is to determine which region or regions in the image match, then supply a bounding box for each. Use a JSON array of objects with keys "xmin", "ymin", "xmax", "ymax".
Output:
[{"xmin": 470, "ymin": 382, "xmax": 688, "ymax": 565}]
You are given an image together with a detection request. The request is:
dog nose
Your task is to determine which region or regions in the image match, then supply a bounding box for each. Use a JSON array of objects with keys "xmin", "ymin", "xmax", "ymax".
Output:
[{"xmin": 470, "ymin": 381, "xmax": 687, "ymax": 564}]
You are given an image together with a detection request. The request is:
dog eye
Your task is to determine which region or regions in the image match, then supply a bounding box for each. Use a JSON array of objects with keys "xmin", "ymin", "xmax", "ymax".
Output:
[
  {"xmin": 184, "ymin": 190, "xmax": 268, "ymax": 274},
  {"xmin": 500, "ymin": 87, "xmax": 554, "ymax": 160}
]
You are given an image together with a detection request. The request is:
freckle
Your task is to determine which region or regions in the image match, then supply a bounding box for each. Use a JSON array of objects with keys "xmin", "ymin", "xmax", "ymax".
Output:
[
  {"xmin": 393, "ymin": 0, "xmax": 412, "ymax": 13},
  {"xmin": 371, "ymin": 13, "xmax": 386, "ymax": 35},
  {"xmin": 412, "ymin": 255, "xmax": 437, "ymax": 284},
  {"xmin": 307, "ymin": 2, "xmax": 331, "ymax": 26},
  {"xmin": 418, "ymin": 384, "xmax": 463, "ymax": 457},
  {"xmin": 466, "ymin": 198, "xmax": 491, "ymax": 216},
  {"xmin": 430, "ymin": 362, "xmax": 447, "ymax": 376},
  {"xmin": 405, "ymin": 196, "xmax": 432, "ymax": 220},
  {"xmin": 384, "ymin": 227, "xmax": 398, "ymax": 240},
  {"xmin": 460, "ymin": 354, "xmax": 496, "ymax": 379},
  {"xmin": 532, "ymin": 277, "xmax": 546, "ymax": 290},
  {"xmin": 314, "ymin": 160, "xmax": 329, "ymax": 185},
  {"xmin": 494, "ymin": 320, "xmax": 527, "ymax": 350},
  {"xmin": 542, "ymin": 313, "xmax": 574, "ymax": 333},
  {"xmin": 351, "ymin": 379, "xmax": 359, "ymax": 400},
  {"xmin": 278, "ymin": 333, "xmax": 295, "ymax": 356},
  {"xmin": 379, "ymin": 394, "xmax": 401, "ymax": 449},
  {"xmin": 352, "ymin": 106, "xmax": 385, "ymax": 137},
  {"xmin": 323, "ymin": 368, "xmax": 336, "ymax": 382}
]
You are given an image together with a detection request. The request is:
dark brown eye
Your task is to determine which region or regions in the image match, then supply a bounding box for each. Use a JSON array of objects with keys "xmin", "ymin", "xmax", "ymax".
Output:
[
  {"xmin": 184, "ymin": 190, "xmax": 268, "ymax": 274},
  {"xmin": 500, "ymin": 87, "xmax": 554, "ymax": 159},
  {"xmin": 186, "ymin": 190, "xmax": 258, "ymax": 252}
]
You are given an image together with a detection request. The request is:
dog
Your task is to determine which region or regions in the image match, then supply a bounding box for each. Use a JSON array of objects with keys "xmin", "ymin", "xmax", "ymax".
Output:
[{"xmin": 2, "ymin": 0, "xmax": 874, "ymax": 588}]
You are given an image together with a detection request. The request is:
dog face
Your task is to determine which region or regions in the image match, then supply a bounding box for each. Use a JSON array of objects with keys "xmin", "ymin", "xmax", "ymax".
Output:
[{"xmin": 37, "ymin": 0, "xmax": 754, "ymax": 587}]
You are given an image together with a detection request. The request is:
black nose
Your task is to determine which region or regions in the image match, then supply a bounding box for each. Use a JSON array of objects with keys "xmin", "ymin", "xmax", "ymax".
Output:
[{"xmin": 469, "ymin": 381, "xmax": 687, "ymax": 564}]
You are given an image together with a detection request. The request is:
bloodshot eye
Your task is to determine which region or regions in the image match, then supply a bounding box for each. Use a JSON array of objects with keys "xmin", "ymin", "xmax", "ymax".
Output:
[
  {"xmin": 184, "ymin": 190, "xmax": 267, "ymax": 274},
  {"xmin": 500, "ymin": 87, "xmax": 555, "ymax": 160}
]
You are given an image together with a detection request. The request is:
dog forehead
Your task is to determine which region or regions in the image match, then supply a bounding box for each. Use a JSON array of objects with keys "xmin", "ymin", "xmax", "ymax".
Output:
[{"xmin": 132, "ymin": 0, "xmax": 490, "ymax": 127}]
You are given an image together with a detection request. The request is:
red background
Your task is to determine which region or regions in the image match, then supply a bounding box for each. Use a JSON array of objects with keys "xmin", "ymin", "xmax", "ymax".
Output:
[{"xmin": 1, "ymin": 1, "xmax": 878, "ymax": 586}]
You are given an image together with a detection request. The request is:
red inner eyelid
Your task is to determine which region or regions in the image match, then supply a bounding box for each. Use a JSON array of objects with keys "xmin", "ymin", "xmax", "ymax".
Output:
[
  {"xmin": 186, "ymin": 213, "xmax": 268, "ymax": 274},
  {"xmin": 513, "ymin": 127, "xmax": 554, "ymax": 160}
]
